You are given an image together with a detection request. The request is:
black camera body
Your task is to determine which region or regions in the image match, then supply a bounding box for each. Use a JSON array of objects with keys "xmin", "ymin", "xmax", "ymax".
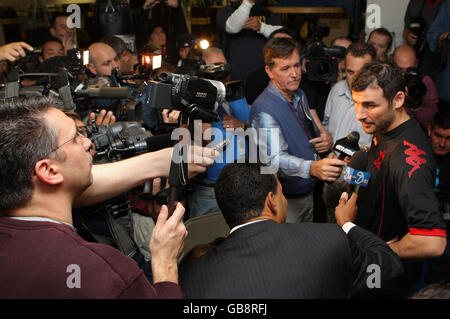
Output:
[
  {"xmin": 404, "ymin": 67, "xmax": 427, "ymax": 109},
  {"xmin": 304, "ymin": 41, "xmax": 346, "ymax": 82},
  {"xmin": 87, "ymin": 121, "xmax": 152, "ymax": 162}
]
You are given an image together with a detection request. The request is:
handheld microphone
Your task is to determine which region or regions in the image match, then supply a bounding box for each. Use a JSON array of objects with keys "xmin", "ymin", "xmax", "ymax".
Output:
[
  {"xmin": 75, "ymin": 87, "xmax": 130, "ymax": 99},
  {"xmin": 341, "ymin": 150, "xmax": 370, "ymax": 193},
  {"xmin": 333, "ymin": 131, "xmax": 360, "ymax": 160}
]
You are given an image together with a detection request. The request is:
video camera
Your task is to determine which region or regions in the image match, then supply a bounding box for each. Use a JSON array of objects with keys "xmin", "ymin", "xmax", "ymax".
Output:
[
  {"xmin": 404, "ymin": 67, "xmax": 427, "ymax": 109},
  {"xmin": 86, "ymin": 121, "xmax": 153, "ymax": 162},
  {"xmin": 303, "ymin": 23, "xmax": 346, "ymax": 82},
  {"xmin": 145, "ymin": 72, "xmax": 228, "ymax": 123}
]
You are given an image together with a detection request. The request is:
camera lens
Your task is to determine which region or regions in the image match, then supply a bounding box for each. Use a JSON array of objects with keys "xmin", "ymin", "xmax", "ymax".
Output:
[{"xmin": 315, "ymin": 61, "xmax": 330, "ymax": 75}]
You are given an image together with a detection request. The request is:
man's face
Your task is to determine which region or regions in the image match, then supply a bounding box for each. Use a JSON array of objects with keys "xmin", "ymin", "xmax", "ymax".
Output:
[
  {"xmin": 149, "ymin": 26, "xmax": 166, "ymax": 47},
  {"xmin": 352, "ymin": 84, "xmax": 398, "ymax": 135},
  {"xmin": 428, "ymin": 126, "xmax": 450, "ymax": 156},
  {"xmin": 90, "ymin": 45, "xmax": 120, "ymax": 76},
  {"xmin": 41, "ymin": 41, "xmax": 64, "ymax": 62},
  {"xmin": 45, "ymin": 108, "xmax": 93, "ymax": 192},
  {"xmin": 368, "ymin": 33, "xmax": 390, "ymax": 60},
  {"xmin": 345, "ymin": 53, "xmax": 372, "ymax": 88},
  {"xmin": 265, "ymin": 50, "xmax": 301, "ymax": 100},
  {"xmin": 51, "ymin": 16, "xmax": 74, "ymax": 42}
]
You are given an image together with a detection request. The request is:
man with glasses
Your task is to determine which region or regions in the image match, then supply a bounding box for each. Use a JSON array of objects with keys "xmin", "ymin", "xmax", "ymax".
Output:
[{"xmin": 0, "ymin": 96, "xmax": 217, "ymax": 298}]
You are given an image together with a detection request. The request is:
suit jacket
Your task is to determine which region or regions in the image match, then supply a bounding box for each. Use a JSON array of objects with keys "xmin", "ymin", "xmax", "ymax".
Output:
[{"xmin": 179, "ymin": 220, "xmax": 404, "ymax": 299}]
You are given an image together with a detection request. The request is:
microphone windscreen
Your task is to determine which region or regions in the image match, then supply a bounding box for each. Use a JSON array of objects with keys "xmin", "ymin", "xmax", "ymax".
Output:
[
  {"xmin": 348, "ymin": 150, "xmax": 368, "ymax": 171},
  {"xmin": 98, "ymin": 87, "xmax": 130, "ymax": 99},
  {"xmin": 347, "ymin": 131, "xmax": 360, "ymax": 144},
  {"xmin": 145, "ymin": 134, "xmax": 175, "ymax": 152}
]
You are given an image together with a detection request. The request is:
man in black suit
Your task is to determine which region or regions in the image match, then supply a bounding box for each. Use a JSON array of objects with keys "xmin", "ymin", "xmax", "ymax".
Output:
[{"xmin": 179, "ymin": 163, "xmax": 404, "ymax": 298}]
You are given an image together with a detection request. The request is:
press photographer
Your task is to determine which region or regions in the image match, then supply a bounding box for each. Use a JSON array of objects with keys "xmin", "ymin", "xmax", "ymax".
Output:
[{"xmin": 393, "ymin": 44, "xmax": 439, "ymax": 130}]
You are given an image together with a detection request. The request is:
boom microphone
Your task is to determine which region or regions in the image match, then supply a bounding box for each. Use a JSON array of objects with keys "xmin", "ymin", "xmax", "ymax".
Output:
[
  {"xmin": 333, "ymin": 131, "xmax": 360, "ymax": 160},
  {"xmin": 341, "ymin": 150, "xmax": 370, "ymax": 193}
]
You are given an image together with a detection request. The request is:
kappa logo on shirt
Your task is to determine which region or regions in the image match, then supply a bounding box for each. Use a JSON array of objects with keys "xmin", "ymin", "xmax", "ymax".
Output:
[
  {"xmin": 373, "ymin": 150, "xmax": 386, "ymax": 170},
  {"xmin": 404, "ymin": 140, "xmax": 427, "ymax": 178}
]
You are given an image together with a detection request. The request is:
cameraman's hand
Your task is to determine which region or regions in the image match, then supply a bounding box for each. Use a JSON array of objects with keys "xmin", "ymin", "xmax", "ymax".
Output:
[
  {"xmin": 334, "ymin": 192, "xmax": 358, "ymax": 227},
  {"xmin": 89, "ymin": 110, "xmax": 116, "ymax": 126},
  {"xmin": 162, "ymin": 109, "xmax": 181, "ymax": 124},
  {"xmin": 150, "ymin": 202, "xmax": 187, "ymax": 283},
  {"xmin": 310, "ymin": 158, "xmax": 346, "ymax": 182},
  {"xmin": 0, "ymin": 42, "xmax": 33, "ymax": 62},
  {"xmin": 404, "ymin": 28, "xmax": 418, "ymax": 46},
  {"xmin": 222, "ymin": 114, "xmax": 245, "ymax": 129},
  {"xmin": 243, "ymin": 17, "xmax": 261, "ymax": 32},
  {"xmin": 309, "ymin": 130, "xmax": 333, "ymax": 154}
]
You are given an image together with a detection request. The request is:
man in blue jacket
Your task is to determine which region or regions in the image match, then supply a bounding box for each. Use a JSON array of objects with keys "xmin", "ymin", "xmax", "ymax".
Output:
[
  {"xmin": 188, "ymin": 47, "xmax": 250, "ymax": 218},
  {"xmin": 249, "ymin": 37, "xmax": 346, "ymax": 223}
]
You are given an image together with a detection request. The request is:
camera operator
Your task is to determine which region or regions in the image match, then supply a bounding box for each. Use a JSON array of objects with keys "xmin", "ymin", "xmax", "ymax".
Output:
[
  {"xmin": 101, "ymin": 35, "xmax": 139, "ymax": 76},
  {"xmin": 403, "ymin": 0, "xmax": 443, "ymax": 79},
  {"xmin": 427, "ymin": 0, "xmax": 450, "ymax": 109},
  {"xmin": 0, "ymin": 95, "xmax": 218, "ymax": 298},
  {"xmin": 39, "ymin": 38, "xmax": 65, "ymax": 64},
  {"xmin": 188, "ymin": 47, "xmax": 250, "ymax": 219},
  {"xmin": 394, "ymin": 44, "xmax": 439, "ymax": 130}
]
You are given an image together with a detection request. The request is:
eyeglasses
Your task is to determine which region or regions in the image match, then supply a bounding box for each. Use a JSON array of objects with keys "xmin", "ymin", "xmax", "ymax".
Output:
[{"xmin": 44, "ymin": 126, "xmax": 89, "ymax": 159}]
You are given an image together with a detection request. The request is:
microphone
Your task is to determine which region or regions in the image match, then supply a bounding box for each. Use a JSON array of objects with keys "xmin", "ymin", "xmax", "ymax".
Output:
[
  {"xmin": 145, "ymin": 134, "xmax": 175, "ymax": 152},
  {"xmin": 75, "ymin": 87, "xmax": 130, "ymax": 99},
  {"xmin": 333, "ymin": 131, "xmax": 360, "ymax": 160},
  {"xmin": 341, "ymin": 150, "xmax": 370, "ymax": 193}
]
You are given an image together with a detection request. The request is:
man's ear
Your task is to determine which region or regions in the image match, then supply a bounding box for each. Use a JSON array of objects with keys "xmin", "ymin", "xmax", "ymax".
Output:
[
  {"xmin": 266, "ymin": 191, "xmax": 278, "ymax": 216},
  {"xmin": 34, "ymin": 159, "xmax": 64, "ymax": 186},
  {"xmin": 427, "ymin": 125, "xmax": 432, "ymax": 137},
  {"xmin": 87, "ymin": 63, "xmax": 97, "ymax": 75},
  {"xmin": 393, "ymin": 90, "xmax": 406, "ymax": 110},
  {"xmin": 265, "ymin": 65, "xmax": 273, "ymax": 80},
  {"xmin": 39, "ymin": 56, "xmax": 44, "ymax": 64},
  {"xmin": 49, "ymin": 27, "xmax": 56, "ymax": 38}
]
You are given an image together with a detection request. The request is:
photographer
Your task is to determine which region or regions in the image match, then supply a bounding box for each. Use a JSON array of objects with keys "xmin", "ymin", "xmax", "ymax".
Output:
[
  {"xmin": 0, "ymin": 96, "xmax": 218, "ymax": 298},
  {"xmin": 394, "ymin": 44, "xmax": 439, "ymax": 130},
  {"xmin": 403, "ymin": 0, "xmax": 443, "ymax": 78}
]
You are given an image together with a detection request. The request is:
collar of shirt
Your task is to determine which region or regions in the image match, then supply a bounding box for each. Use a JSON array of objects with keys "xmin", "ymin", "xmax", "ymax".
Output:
[
  {"xmin": 268, "ymin": 82, "xmax": 303, "ymax": 110},
  {"xmin": 337, "ymin": 79, "xmax": 353, "ymax": 101},
  {"xmin": 7, "ymin": 216, "xmax": 74, "ymax": 228},
  {"xmin": 229, "ymin": 219, "xmax": 271, "ymax": 234}
]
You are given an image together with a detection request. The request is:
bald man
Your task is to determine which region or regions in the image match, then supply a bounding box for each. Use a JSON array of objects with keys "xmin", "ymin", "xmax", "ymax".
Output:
[
  {"xmin": 88, "ymin": 42, "xmax": 120, "ymax": 76},
  {"xmin": 393, "ymin": 44, "xmax": 439, "ymax": 129}
]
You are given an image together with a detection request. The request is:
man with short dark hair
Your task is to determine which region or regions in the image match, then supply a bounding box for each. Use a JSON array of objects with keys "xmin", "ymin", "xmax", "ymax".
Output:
[
  {"xmin": 349, "ymin": 62, "xmax": 447, "ymax": 295},
  {"xmin": 368, "ymin": 27, "xmax": 393, "ymax": 62},
  {"xmin": 0, "ymin": 96, "xmax": 216, "ymax": 298},
  {"xmin": 49, "ymin": 13, "xmax": 76, "ymax": 54},
  {"xmin": 249, "ymin": 37, "xmax": 345, "ymax": 223},
  {"xmin": 39, "ymin": 38, "xmax": 65, "ymax": 63},
  {"xmin": 179, "ymin": 162, "xmax": 404, "ymax": 298},
  {"xmin": 102, "ymin": 35, "xmax": 139, "ymax": 75}
]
